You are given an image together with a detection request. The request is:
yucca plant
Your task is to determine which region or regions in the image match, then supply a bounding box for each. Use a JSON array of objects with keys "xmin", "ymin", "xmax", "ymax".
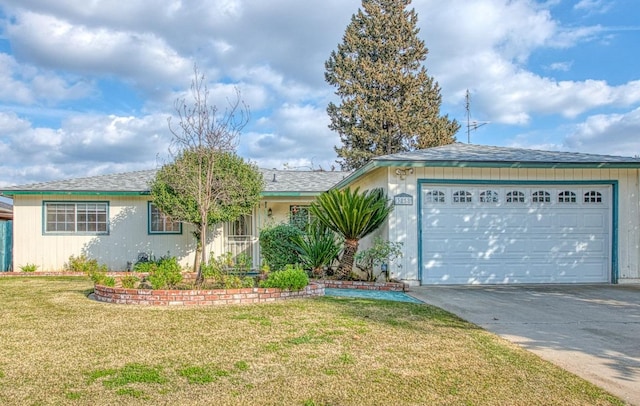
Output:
[
  {"xmin": 293, "ymin": 221, "xmax": 343, "ymax": 277},
  {"xmin": 310, "ymin": 187, "xmax": 393, "ymax": 279}
]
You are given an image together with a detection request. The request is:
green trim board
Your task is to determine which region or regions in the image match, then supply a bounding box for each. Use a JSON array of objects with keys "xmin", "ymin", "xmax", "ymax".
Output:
[
  {"xmin": 41, "ymin": 200, "xmax": 111, "ymax": 236},
  {"xmin": 416, "ymin": 179, "xmax": 619, "ymax": 284},
  {"xmin": 3, "ymin": 191, "xmax": 149, "ymax": 196}
]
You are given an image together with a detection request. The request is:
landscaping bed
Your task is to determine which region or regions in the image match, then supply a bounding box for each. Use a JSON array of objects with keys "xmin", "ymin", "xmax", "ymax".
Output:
[
  {"xmin": 317, "ymin": 279, "xmax": 407, "ymax": 292},
  {"xmin": 93, "ymin": 282, "xmax": 324, "ymax": 306}
]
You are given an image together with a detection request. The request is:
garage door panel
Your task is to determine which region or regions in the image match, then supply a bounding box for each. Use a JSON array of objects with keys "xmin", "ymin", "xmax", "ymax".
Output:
[{"xmin": 421, "ymin": 184, "xmax": 611, "ymax": 285}]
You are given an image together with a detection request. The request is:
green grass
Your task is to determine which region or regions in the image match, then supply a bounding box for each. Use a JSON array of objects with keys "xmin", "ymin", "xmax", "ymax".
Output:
[{"xmin": 0, "ymin": 277, "xmax": 624, "ymax": 406}]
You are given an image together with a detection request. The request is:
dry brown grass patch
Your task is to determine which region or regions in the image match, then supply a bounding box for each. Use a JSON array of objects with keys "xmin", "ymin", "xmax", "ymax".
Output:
[{"xmin": 0, "ymin": 277, "xmax": 624, "ymax": 405}]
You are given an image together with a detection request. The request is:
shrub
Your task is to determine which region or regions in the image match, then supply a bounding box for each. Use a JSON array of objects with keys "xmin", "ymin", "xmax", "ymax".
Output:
[
  {"xmin": 259, "ymin": 264, "xmax": 309, "ymax": 291},
  {"xmin": 259, "ymin": 223, "xmax": 304, "ymax": 271},
  {"xmin": 147, "ymin": 256, "xmax": 183, "ymax": 289},
  {"xmin": 120, "ymin": 275, "xmax": 140, "ymax": 289},
  {"xmin": 66, "ymin": 254, "xmax": 105, "ymax": 274},
  {"xmin": 292, "ymin": 221, "xmax": 342, "ymax": 277},
  {"xmin": 355, "ymin": 237, "xmax": 403, "ymax": 282},
  {"xmin": 66, "ymin": 255, "xmax": 112, "ymax": 285},
  {"xmin": 132, "ymin": 261, "xmax": 156, "ymax": 273},
  {"xmin": 19, "ymin": 263, "xmax": 38, "ymax": 272}
]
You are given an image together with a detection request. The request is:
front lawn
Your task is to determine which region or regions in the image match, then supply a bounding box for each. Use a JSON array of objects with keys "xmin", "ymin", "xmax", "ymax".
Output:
[{"xmin": 0, "ymin": 277, "xmax": 623, "ymax": 405}]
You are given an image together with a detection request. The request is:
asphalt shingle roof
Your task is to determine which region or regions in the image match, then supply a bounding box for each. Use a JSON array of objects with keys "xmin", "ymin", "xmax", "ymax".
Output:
[
  {"xmin": 0, "ymin": 169, "xmax": 350, "ymax": 195},
  {"xmin": 376, "ymin": 143, "xmax": 640, "ymax": 164}
]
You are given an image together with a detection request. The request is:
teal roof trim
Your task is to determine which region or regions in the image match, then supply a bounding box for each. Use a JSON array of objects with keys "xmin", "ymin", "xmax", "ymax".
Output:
[{"xmin": 3, "ymin": 191, "xmax": 149, "ymax": 197}]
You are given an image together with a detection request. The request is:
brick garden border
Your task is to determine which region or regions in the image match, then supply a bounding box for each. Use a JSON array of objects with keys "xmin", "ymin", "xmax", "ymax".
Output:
[
  {"xmin": 93, "ymin": 282, "xmax": 325, "ymax": 306},
  {"xmin": 318, "ymin": 279, "xmax": 408, "ymax": 292}
]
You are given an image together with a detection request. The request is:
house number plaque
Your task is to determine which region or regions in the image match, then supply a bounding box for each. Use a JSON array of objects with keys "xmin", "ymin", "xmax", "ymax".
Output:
[{"xmin": 393, "ymin": 193, "xmax": 413, "ymax": 206}]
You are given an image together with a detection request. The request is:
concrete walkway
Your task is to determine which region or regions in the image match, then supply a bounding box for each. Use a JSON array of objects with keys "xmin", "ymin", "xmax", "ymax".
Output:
[{"xmin": 409, "ymin": 285, "xmax": 640, "ymax": 405}]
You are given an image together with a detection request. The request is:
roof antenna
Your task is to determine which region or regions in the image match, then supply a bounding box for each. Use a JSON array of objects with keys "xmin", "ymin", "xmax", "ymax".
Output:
[{"xmin": 465, "ymin": 89, "xmax": 489, "ymax": 144}]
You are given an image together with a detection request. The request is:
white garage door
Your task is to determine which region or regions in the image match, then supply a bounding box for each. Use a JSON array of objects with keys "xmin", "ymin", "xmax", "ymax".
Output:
[{"xmin": 421, "ymin": 184, "xmax": 611, "ymax": 284}]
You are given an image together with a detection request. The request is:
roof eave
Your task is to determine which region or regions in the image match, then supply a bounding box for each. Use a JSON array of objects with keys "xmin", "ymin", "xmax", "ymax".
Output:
[
  {"xmin": 1, "ymin": 190, "xmax": 151, "ymax": 197},
  {"xmin": 332, "ymin": 159, "xmax": 640, "ymax": 189}
]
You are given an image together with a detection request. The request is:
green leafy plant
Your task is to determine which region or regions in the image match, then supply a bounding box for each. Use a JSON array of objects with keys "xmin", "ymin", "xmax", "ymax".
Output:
[
  {"xmin": 66, "ymin": 254, "xmax": 105, "ymax": 274},
  {"xmin": 311, "ymin": 187, "xmax": 393, "ymax": 279},
  {"xmin": 120, "ymin": 275, "xmax": 140, "ymax": 289},
  {"xmin": 66, "ymin": 255, "xmax": 113, "ymax": 286},
  {"xmin": 355, "ymin": 237, "xmax": 403, "ymax": 282},
  {"xmin": 259, "ymin": 223, "xmax": 303, "ymax": 271},
  {"xmin": 293, "ymin": 221, "xmax": 342, "ymax": 278},
  {"xmin": 147, "ymin": 256, "xmax": 183, "ymax": 289},
  {"xmin": 19, "ymin": 263, "xmax": 38, "ymax": 272},
  {"xmin": 234, "ymin": 252, "xmax": 252, "ymax": 276},
  {"xmin": 259, "ymin": 264, "xmax": 309, "ymax": 291},
  {"xmin": 132, "ymin": 261, "xmax": 156, "ymax": 273}
]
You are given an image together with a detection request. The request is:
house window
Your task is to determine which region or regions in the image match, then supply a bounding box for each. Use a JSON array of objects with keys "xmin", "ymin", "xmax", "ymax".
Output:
[
  {"xmin": 424, "ymin": 190, "xmax": 445, "ymax": 203},
  {"xmin": 44, "ymin": 202, "xmax": 108, "ymax": 234},
  {"xmin": 453, "ymin": 190, "xmax": 472, "ymax": 203},
  {"xmin": 558, "ymin": 191, "xmax": 576, "ymax": 203},
  {"xmin": 290, "ymin": 205, "xmax": 312, "ymax": 229},
  {"xmin": 532, "ymin": 190, "xmax": 551, "ymax": 203},
  {"xmin": 505, "ymin": 191, "xmax": 525, "ymax": 203},
  {"xmin": 148, "ymin": 203, "xmax": 181, "ymax": 234},
  {"xmin": 479, "ymin": 190, "xmax": 499, "ymax": 203},
  {"xmin": 584, "ymin": 191, "xmax": 602, "ymax": 203}
]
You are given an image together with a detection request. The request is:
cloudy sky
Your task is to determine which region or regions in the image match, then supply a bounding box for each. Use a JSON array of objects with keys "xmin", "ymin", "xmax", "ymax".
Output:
[{"xmin": 0, "ymin": 0, "xmax": 639, "ymax": 189}]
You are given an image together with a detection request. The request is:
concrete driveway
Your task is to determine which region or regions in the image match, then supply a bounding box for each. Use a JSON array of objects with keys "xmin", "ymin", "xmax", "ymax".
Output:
[{"xmin": 409, "ymin": 285, "xmax": 640, "ymax": 405}]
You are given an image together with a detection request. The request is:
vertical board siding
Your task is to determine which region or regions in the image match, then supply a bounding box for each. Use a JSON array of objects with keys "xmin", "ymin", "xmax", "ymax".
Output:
[
  {"xmin": 13, "ymin": 195, "xmax": 201, "ymax": 271},
  {"xmin": 387, "ymin": 166, "xmax": 639, "ymax": 284}
]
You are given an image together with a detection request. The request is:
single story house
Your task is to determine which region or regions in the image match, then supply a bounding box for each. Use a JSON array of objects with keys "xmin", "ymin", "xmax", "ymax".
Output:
[{"xmin": 2, "ymin": 143, "xmax": 640, "ymax": 285}]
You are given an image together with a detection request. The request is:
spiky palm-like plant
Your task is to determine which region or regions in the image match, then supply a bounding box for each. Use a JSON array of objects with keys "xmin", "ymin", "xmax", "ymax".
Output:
[
  {"xmin": 310, "ymin": 187, "xmax": 393, "ymax": 279},
  {"xmin": 293, "ymin": 222, "xmax": 343, "ymax": 277}
]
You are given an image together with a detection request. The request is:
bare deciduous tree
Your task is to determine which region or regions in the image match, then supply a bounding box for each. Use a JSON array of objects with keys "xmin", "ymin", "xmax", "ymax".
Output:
[{"xmin": 151, "ymin": 66, "xmax": 262, "ymax": 283}]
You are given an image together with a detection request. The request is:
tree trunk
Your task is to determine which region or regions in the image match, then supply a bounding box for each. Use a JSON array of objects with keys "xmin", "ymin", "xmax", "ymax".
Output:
[
  {"xmin": 192, "ymin": 237, "xmax": 202, "ymax": 274},
  {"xmin": 337, "ymin": 239, "xmax": 359, "ymax": 280},
  {"xmin": 196, "ymin": 222, "xmax": 207, "ymax": 284}
]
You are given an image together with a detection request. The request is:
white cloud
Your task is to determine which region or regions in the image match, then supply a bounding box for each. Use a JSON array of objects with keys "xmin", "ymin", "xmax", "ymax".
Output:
[
  {"xmin": 0, "ymin": 0, "xmax": 639, "ymax": 186},
  {"xmin": 564, "ymin": 107, "xmax": 640, "ymax": 156},
  {"xmin": 547, "ymin": 61, "xmax": 573, "ymax": 72},
  {"xmin": 6, "ymin": 11, "xmax": 192, "ymax": 93}
]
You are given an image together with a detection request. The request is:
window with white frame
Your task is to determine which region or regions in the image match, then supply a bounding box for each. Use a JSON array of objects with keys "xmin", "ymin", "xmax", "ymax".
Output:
[
  {"xmin": 453, "ymin": 190, "xmax": 472, "ymax": 203},
  {"xmin": 584, "ymin": 191, "xmax": 602, "ymax": 203},
  {"xmin": 424, "ymin": 190, "xmax": 445, "ymax": 203},
  {"xmin": 558, "ymin": 191, "xmax": 576, "ymax": 203},
  {"xmin": 44, "ymin": 202, "xmax": 108, "ymax": 234},
  {"xmin": 479, "ymin": 190, "xmax": 499, "ymax": 203},
  {"xmin": 505, "ymin": 191, "xmax": 525, "ymax": 203},
  {"xmin": 532, "ymin": 190, "xmax": 551, "ymax": 203},
  {"xmin": 148, "ymin": 203, "xmax": 181, "ymax": 234}
]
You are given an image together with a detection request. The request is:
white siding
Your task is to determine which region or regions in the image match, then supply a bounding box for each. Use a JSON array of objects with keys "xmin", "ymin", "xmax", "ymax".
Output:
[
  {"xmin": 379, "ymin": 166, "xmax": 640, "ymax": 285},
  {"xmin": 12, "ymin": 195, "xmax": 221, "ymax": 271}
]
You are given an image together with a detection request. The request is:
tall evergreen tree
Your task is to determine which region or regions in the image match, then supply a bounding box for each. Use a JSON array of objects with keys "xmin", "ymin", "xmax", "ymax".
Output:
[{"xmin": 325, "ymin": 0, "xmax": 459, "ymax": 170}]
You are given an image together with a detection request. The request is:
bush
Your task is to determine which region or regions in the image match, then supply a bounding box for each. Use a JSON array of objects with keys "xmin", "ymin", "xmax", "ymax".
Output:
[
  {"xmin": 259, "ymin": 223, "xmax": 304, "ymax": 271},
  {"xmin": 121, "ymin": 275, "xmax": 140, "ymax": 289},
  {"xmin": 19, "ymin": 263, "xmax": 38, "ymax": 272},
  {"xmin": 66, "ymin": 254, "xmax": 105, "ymax": 274},
  {"xmin": 66, "ymin": 255, "xmax": 112, "ymax": 285},
  {"xmin": 147, "ymin": 256, "xmax": 183, "ymax": 289},
  {"xmin": 259, "ymin": 264, "xmax": 309, "ymax": 291},
  {"xmin": 293, "ymin": 221, "xmax": 342, "ymax": 277},
  {"xmin": 355, "ymin": 237, "xmax": 403, "ymax": 282}
]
